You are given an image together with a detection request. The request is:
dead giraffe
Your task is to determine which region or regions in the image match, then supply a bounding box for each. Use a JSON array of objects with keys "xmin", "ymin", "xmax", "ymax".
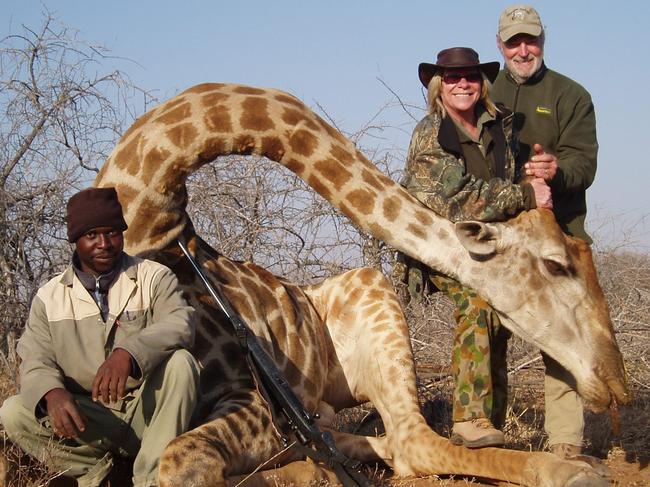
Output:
[{"xmin": 95, "ymin": 82, "xmax": 629, "ymax": 487}]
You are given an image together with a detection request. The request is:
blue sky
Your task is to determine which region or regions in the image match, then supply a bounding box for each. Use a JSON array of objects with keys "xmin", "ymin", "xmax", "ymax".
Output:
[{"xmin": 5, "ymin": 0, "xmax": 650, "ymax": 249}]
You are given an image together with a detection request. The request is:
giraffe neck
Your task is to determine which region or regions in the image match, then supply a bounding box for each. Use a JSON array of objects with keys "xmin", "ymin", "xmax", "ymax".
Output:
[{"xmin": 95, "ymin": 83, "xmax": 471, "ymax": 282}]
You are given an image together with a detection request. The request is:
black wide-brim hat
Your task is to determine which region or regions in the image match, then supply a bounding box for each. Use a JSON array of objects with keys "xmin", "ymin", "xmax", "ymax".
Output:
[{"xmin": 418, "ymin": 47, "xmax": 501, "ymax": 88}]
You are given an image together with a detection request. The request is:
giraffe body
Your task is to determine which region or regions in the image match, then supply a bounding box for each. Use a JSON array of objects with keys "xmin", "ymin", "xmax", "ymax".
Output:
[{"xmin": 95, "ymin": 83, "xmax": 627, "ymax": 486}]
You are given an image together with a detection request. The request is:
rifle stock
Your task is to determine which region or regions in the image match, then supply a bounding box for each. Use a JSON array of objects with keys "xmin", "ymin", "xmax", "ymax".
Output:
[{"xmin": 178, "ymin": 239, "xmax": 373, "ymax": 487}]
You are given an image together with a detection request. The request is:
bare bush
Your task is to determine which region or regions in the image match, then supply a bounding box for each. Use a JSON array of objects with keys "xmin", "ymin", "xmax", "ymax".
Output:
[{"xmin": 0, "ymin": 13, "xmax": 148, "ymax": 351}]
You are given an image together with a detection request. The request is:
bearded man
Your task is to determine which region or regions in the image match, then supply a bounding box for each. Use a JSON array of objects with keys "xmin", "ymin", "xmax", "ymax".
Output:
[{"xmin": 491, "ymin": 4, "xmax": 599, "ymax": 459}]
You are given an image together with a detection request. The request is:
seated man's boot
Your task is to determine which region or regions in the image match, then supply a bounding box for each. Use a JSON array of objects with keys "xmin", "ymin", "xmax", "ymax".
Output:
[{"xmin": 450, "ymin": 418, "xmax": 505, "ymax": 448}]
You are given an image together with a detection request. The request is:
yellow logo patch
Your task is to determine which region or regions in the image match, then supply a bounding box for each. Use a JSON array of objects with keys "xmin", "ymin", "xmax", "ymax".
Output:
[{"xmin": 536, "ymin": 106, "xmax": 552, "ymax": 115}]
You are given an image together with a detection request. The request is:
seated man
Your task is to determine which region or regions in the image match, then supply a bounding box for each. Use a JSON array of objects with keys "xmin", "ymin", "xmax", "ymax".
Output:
[{"xmin": 1, "ymin": 187, "xmax": 200, "ymax": 487}]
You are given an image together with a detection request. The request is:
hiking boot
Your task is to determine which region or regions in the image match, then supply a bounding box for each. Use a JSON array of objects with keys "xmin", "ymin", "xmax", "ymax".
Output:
[
  {"xmin": 549, "ymin": 443, "xmax": 582, "ymax": 459},
  {"xmin": 450, "ymin": 418, "xmax": 505, "ymax": 448}
]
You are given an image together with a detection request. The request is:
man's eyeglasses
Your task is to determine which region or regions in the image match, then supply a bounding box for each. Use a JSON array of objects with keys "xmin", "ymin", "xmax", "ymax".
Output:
[{"xmin": 442, "ymin": 72, "xmax": 482, "ymax": 84}]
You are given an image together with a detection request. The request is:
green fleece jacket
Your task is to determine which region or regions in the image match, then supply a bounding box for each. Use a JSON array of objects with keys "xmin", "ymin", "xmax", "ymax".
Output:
[{"xmin": 491, "ymin": 64, "xmax": 598, "ymax": 242}]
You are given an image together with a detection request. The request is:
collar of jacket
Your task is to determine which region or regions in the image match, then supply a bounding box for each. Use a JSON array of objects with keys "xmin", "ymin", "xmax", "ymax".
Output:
[
  {"xmin": 60, "ymin": 253, "xmax": 138, "ymax": 286},
  {"xmin": 437, "ymin": 109, "xmax": 511, "ymax": 180},
  {"xmin": 505, "ymin": 61, "xmax": 548, "ymax": 86}
]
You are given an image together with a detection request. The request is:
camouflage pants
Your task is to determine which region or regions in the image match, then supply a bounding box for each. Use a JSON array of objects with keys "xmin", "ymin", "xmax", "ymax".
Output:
[
  {"xmin": 428, "ymin": 274, "xmax": 511, "ymax": 425},
  {"xmin": 393, "ymin": 254, "xmax": 511, "ymax": 426}
]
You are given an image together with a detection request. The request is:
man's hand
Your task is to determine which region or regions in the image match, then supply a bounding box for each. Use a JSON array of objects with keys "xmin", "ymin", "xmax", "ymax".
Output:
[
  {"xmin": 44, "ymin": 388, "xmax": 86, "ymax": 439},
  {"xmin": 92, "ymin": 348, "xmax": 133, "ymax": 405},
  {"xmin": 525, "ymin": 143, "xmax": 558, "ymax": 182},
  {"xmin": 530, "ymin": 177, "xmax": 553, "ymax": 209}
]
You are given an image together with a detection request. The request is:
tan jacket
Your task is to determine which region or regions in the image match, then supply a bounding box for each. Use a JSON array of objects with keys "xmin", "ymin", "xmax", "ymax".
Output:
[{"xmin": 18, "ymin": 254, "xmax": 195, "ymax": 414}]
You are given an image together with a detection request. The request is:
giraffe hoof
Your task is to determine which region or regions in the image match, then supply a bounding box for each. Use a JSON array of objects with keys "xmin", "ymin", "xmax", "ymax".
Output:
[
  {"xmin": 567, "ymin": 454, "xmax": 611, "ymax": 478},
  {"xmin": 564, "ymin": 469, "xmax": 610, "ymax": 487}
]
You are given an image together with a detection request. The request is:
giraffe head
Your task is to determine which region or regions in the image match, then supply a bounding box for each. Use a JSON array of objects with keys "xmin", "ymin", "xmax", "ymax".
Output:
[{"xmin": 453, "ymin": 209, "xmax": 628, "ymax": 411}]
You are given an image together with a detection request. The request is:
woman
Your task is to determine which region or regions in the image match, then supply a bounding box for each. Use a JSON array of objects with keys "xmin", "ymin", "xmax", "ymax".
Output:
[{"xmin": 396, "ymin": 47, "xmax": 552, "ymax": 448}]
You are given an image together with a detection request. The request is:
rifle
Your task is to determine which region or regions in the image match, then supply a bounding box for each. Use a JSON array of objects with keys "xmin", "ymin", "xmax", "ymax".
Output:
[{"xmin": 178, "ymin": 239, "xmax": 373, "ymax": 487}]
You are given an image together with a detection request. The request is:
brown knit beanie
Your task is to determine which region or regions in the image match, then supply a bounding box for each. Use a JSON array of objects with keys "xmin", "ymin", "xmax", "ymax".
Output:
[{"xmin": 66, "ymin": 187, "xmax": 128, "ymax": 242}]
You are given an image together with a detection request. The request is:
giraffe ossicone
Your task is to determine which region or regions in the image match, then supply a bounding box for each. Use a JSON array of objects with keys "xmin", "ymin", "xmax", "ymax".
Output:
[{"xmin": 96, "ymin": 82, "xmax": 627, "ymax": 486}]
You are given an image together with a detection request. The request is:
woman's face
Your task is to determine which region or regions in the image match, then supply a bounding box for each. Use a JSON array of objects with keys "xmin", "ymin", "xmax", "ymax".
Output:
[{"xmin": 440, "ymin": 68, "xmax": 482, "ymax": 120}]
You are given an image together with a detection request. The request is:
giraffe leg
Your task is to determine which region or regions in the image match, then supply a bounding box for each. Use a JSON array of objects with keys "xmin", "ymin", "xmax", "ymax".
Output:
[
  {"xmin": 159, "ymin": 390, "xmax": 287, "ymax": 487},
  {"xmin": 313, "ymin": 400, "xmax": 390, "ymax": 463}
]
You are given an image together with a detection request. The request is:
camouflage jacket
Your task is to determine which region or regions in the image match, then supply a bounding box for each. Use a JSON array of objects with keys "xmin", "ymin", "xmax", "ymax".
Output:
[
  {"xmin": 394, "ymin": 108, "xmax": 534, "ymax": 299},
  {"xmin": 400, "ymin": 109, "xmax": 534, "ymax": 223}
]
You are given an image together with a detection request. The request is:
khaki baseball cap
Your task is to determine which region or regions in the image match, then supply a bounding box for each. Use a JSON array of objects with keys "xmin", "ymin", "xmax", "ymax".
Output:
[{"xmin": 498, "ymin": 5, "xmax": 543, "ymax": 42}]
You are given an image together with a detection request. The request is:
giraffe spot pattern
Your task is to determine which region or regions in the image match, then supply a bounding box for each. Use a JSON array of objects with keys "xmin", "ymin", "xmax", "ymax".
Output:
[
  {"xmin": 261, "ymin": 136, "xmax": 285, "ymax": 161},
  {"xmin": 143, "ymin": 146, "xmax": 172, "ymax": 182},
  {"xmin": 367, "ymin": 288, "xmax": 386, "ymax": 302},
  {"xmin": 382, "ymin": 196, "xmax": 402, "ymax": 222},
  {"xmin": 329, "ymin": 144, "xmax": 354, "ymax": 165},
  {"xmin": 284, "ymin": 157, "xmax": 306, "ymax": 175},
  {"xmin": 198, "ymin": 136, "xmax": 229, "ymax": 164},
  {"xmin": 223, "ymin": 414, "xmax": 243, "ymax": 439},
  {"xmin": 357, "ymin": 268, "xmax": 376, "ymax": 286},
  {"xmin": 220, "ymin": 341, "xmax": 247, "ymax": 369},
  {"xmin": 154, "ymin": 102, "xmax": 192, "ymax": 126},
  {"xmin": 366, "ymin": 223, "xmax": 390, "ymax": 243},
  {"xmin": 233, "ymin": 86, "xmax": 267, "ymax": 95},
  {"xmin": 233, "ymin": 134, "xmax": 257, "ymax": 155},
  {"xmin": 316, "ymin": 116, "xmax": 346, "ymax": 143},
  {"xmin": 199, "ymin": 360, "xmax": 230, "ymax": 394},
  {"xmin": 281, "ymin": 107, "xmax": 320, "ymax": 131},
  {"xmin": 406, "ymin": 223, "xmax": 427, "ymax": 240},
  {"xmin": 201, "ymin": 92, "xmax": 229, "ymax": 106},
  {"xmin": 204, "ymin": 105, "xmax": 233, "ymax": 133},
  {"xmin": 126, "ymin": 197, "xmax": 170, "ymax": 244},
  {"xmin": 192, "ymin": 327, "xmax": 214, "ymax": 355},
  {"xmin": 313, "ymin": 158, "xmax": 352, "ymax": 189},
  {"xmin": 416, "ymin": 210, "xmax": 434, "ymax": 227},
  {"xmin": 288, "ymin": 129, "xmax": 319, "ymax": 157},
  {"xmin": 274, "ymin": 92, "xmax": 305, "ymax": 109},
  {"xmin": 364, "ymin": 303, "xmax": 383, "ymax": 316},
  {"xmin": 307, "ymin": 174, "xmax": 333, "ymax": 202},
  {"xmin": 113, "ymin": 134, "xmax": 143, "ymax": 176},
  {"xmin": 113, "ymin": 183, "xmax": 139, "ymax": 218},
  {"xmin": 167, "ymin": 122, "xmax": 199, "ymax": 149},
  {"xmin": 346, "ymin": 188, "xmax": 375, "ymax": 215},
  {"xmin": 240, "ymin": 97, "xmax": 275, "ymax": 131},
  {"xmin": 149, "ymin": 212, "xmax": 183, "ymax": 246},
  {"xmin": 361, "ymin": 168, "xmax": 386, "ymax": 192}
]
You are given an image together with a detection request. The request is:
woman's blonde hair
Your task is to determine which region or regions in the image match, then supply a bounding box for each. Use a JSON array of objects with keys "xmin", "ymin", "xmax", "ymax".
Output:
[{"xmin": 426, "ymin": 71, "xmax": 499, "ymax": 118}]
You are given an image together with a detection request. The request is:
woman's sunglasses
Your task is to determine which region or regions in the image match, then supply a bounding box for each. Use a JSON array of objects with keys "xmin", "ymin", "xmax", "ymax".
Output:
[{"xmin": 442, "ymin": 72, "xmax": 482, "ymax": 84}]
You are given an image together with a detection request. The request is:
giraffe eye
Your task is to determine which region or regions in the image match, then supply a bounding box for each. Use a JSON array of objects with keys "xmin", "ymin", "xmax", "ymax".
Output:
[{"xmin": 543, "ymin": 258, "xmax": 570, "ymax": 277}]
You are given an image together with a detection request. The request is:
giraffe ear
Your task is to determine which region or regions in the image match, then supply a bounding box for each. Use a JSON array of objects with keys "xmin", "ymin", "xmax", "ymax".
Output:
[{"xmin": 454, "ymin": 221, "xmax": 501, "ymax": 258}]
